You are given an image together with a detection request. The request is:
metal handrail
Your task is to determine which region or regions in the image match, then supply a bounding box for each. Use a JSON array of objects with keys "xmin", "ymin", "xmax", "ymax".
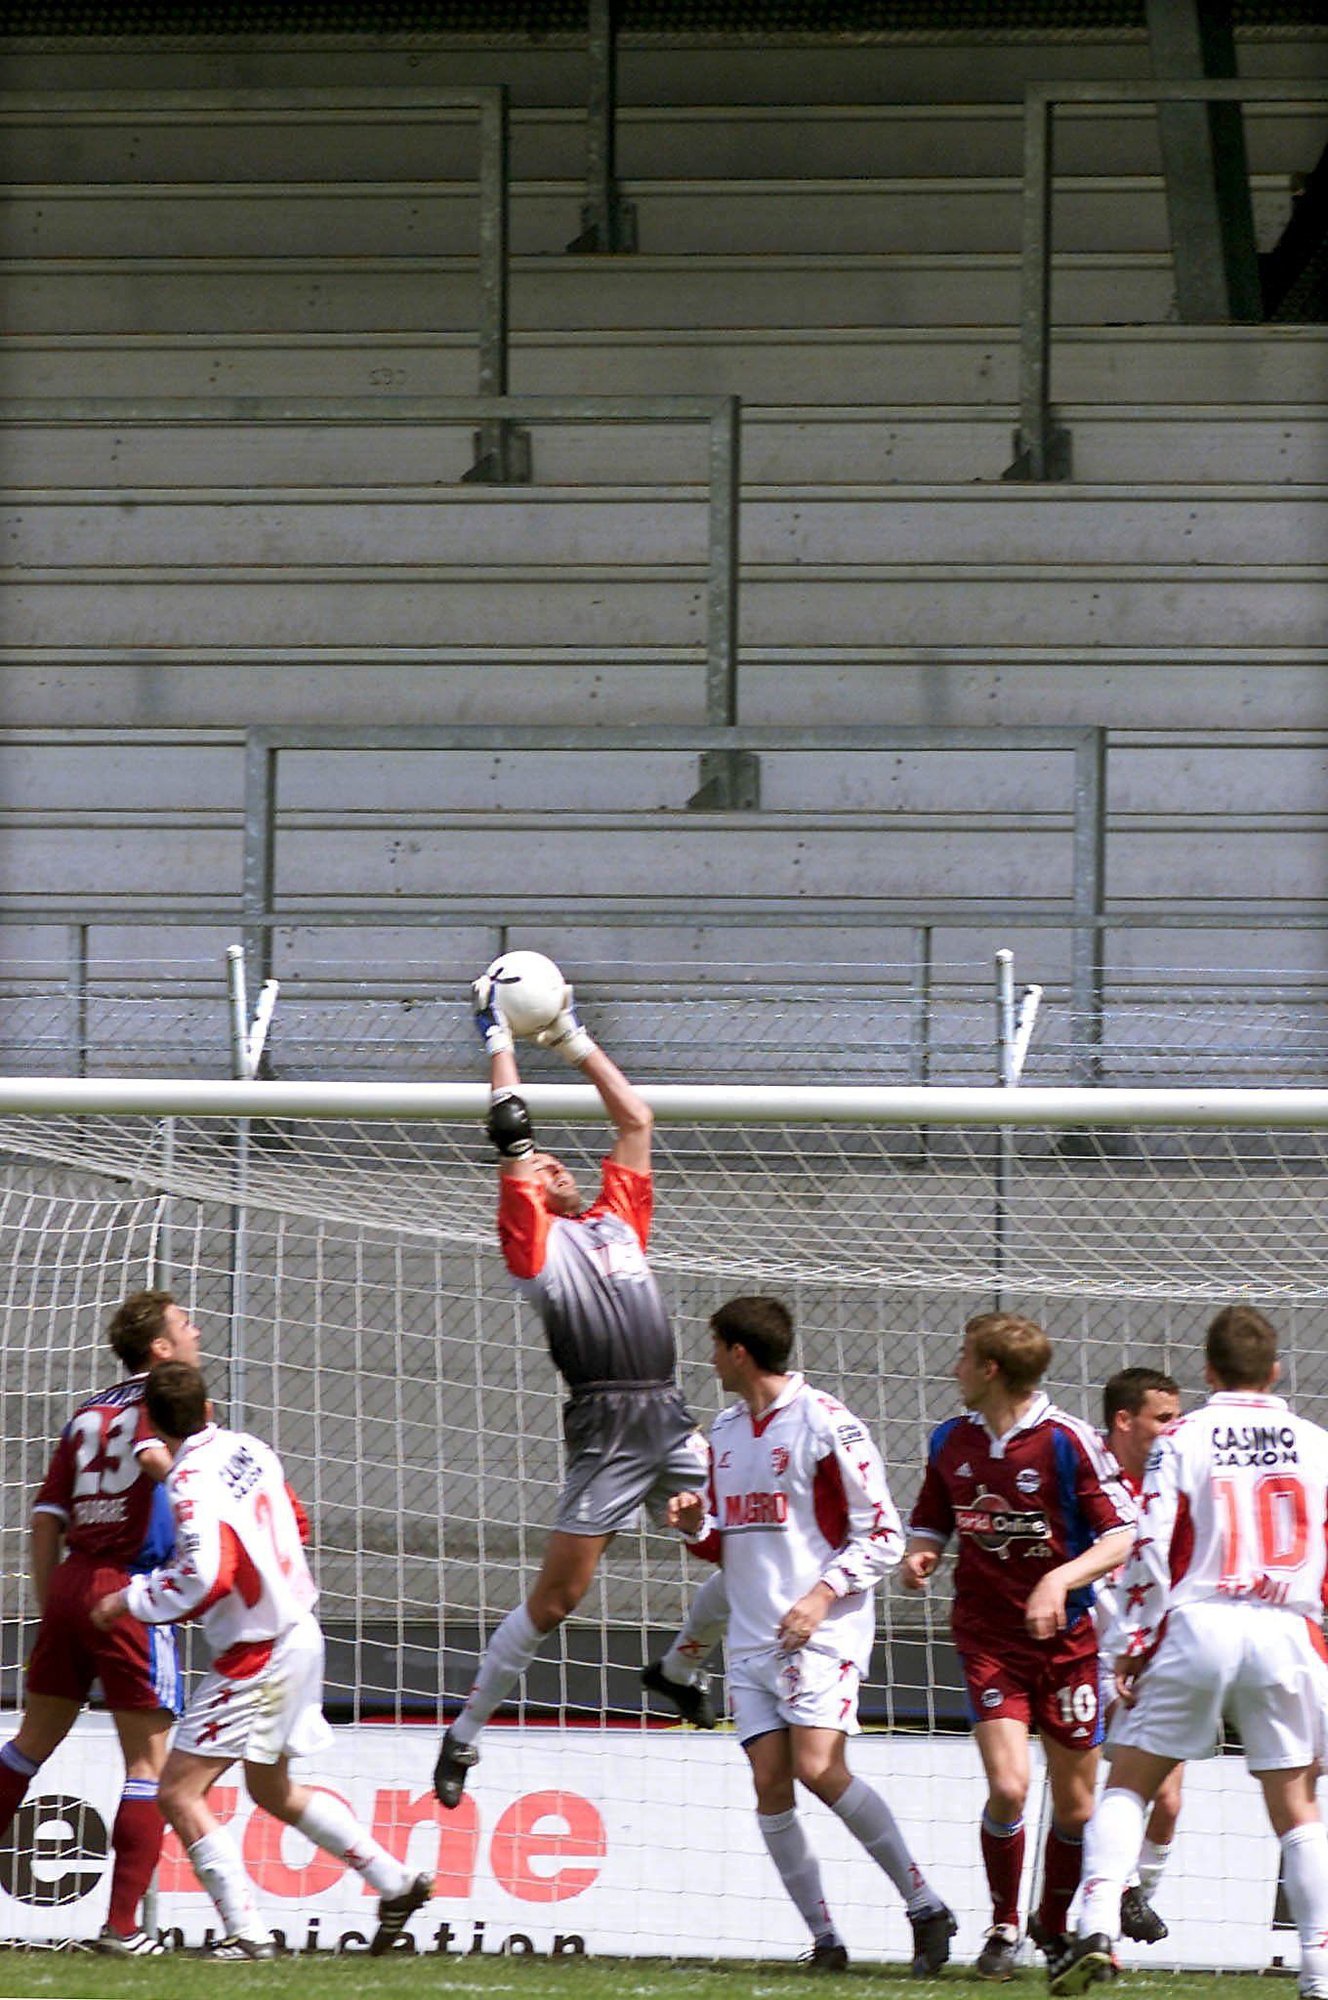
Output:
[
  {"xmin": 234, "ymin": 722, "xmax": 1107, "ymax": 1079},
  {"xmin": 0, "ymin": 87, "xmax": 513, "ymax": 472},
  {"xmin": 1, "ymin": 390, "xmax": 741, "ymax": 726},
  {"xmin": 1007, "ymin": 78, "xmax": 1328, "ymax": 481}
]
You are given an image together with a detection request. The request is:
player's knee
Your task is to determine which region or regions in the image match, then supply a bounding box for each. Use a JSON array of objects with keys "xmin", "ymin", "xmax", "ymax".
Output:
[
  {"xmin": 791, "ymin": 1746, "xmax": 842, "ymax": 1799},
  {"xmin": 988, "ymin": 1780, "xmax": 1027, "ymax": 1821},
  {"xmin": 155, "ymin": 1772, "xmax": 188, "ymax": 1824},
  {"xmin": 244, "ymin": 1762, "xmax": 295, "ymax": 1818}
]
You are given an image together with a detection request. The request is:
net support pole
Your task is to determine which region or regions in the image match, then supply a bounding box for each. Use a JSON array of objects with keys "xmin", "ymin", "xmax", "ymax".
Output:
[
  {"xmin": 224, "ymin": 946, "xmax": 253, "ymax": 1428},
  {"xmin": 994, "ymin": 950, "xmax": 1017, "ymax": 1306}
]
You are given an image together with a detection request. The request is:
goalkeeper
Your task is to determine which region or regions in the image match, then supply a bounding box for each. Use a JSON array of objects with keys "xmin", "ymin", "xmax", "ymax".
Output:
[{"xmin": 434, "ymin": 972, "xmax": 709, "ymax": 1809}]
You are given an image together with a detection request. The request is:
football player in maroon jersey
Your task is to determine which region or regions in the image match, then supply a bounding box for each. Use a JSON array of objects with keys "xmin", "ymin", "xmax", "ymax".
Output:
[
  {"xmin": 0, "ymin": 1289, "xmax": 200, "ymax": 1953},
  {"xmin": 902, "ymin": 1312, "xmax": 1135, "ymax": 1980}
]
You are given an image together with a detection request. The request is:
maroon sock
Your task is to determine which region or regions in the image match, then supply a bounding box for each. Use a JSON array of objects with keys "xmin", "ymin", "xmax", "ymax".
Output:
[
  {"xmin": 0, "ymin": 1747, "xmax": 37, "ymax": 1836},
  {"xmin": 1039, "ymin": 1824, "xmax": 1084, "ymax": 1939},
  {"xmin": 106, "ymin": 1789, "xmax": 165, "ymax": 1937},
  {"xmin": 980, "ymin": 1812, "xmax": 1025, "ymax": 1931}
]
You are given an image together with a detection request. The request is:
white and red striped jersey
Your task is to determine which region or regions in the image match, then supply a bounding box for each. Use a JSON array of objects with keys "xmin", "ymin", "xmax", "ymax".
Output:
[
  {"xmin": 1093, "ymin": 1456, "xmax": 1140, "ymax": 1658},
  {"xmin": 686, "ymin": 1373, "xmax": 904, "ymax": 1671},
  {"xmin": 122, "ymin": 1423, "xmax": 317, "ymax": 1678},
  {"xmin": 1116, "ymin": 1391, "xmax": 1328, "ymax": 1662}
]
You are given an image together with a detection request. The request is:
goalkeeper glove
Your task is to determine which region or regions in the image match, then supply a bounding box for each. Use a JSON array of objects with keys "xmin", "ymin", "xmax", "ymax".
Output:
[
  {"xmin": 534, "ymin": 984, "xmax": 597, "ymax": 1066},
  {"xmin": 486, "ymin": 1089, "xmax": 535, "ymax": 1159},
  {"xmin": 472, "ymin": 971, "xmax": 514, "ymax": 1058}
]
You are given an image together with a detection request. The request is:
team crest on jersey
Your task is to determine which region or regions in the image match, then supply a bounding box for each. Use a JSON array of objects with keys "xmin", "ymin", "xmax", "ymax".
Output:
[
  {"xmin": 954, "ymin": 1489, "xmax": 1052, "ymax": 1559},
  {"xmin": 771, "ymin": 1446, "xmax": 790, "ymax": 1475},
  {"xmin": 1015, "ymin": 1468, "xmax": 1041, "ymax": 1494}
]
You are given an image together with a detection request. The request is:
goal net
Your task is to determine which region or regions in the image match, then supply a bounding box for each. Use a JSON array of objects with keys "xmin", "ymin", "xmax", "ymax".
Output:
[{"xmin": 1, "ymin": 1078, "xmax": 1326, "ymax": 1964}]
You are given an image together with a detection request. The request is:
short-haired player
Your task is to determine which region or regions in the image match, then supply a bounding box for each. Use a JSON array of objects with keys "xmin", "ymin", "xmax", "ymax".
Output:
[
  {"xmin": 0, "ymin": 1289, "xmax": 198, "ymax": 1954},
  {"xmin": 433, "ymin": 973, "xmax": 708, "ymax": 1808},
  {"xmin": 668, "ymin": 1295, "xmax": 957, "ymax": 1975},
  {"xmin": 1051, "ymin": 1306, "xmax": 1328, "ymax": 1997},
  {"xmin": 1097, "ymin": 1367, "xmax": 1183, "ymax": 1946},
  {"xmin": 91, "ymin": 1362, "xmax": 433, "ymax": 1960},
  {"xmin": 902, "ymin": 1313, "xmax": 1136, "ymax": 1980}
]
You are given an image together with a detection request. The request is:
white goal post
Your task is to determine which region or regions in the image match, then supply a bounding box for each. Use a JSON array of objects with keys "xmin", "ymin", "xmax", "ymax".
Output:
[{"xmin": 1, "ymin": 1078, "xmax": 1326, "ymax": 1964}]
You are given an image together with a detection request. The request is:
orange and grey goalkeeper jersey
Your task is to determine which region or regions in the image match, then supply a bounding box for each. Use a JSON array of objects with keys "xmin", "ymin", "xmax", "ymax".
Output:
[
  {"xmin": 685, "ymin": 1373, "xmax": 904, "ymax": 1670},
  {"xmin": 1117, "ymin": 1390, "xmax": 1328, "ymax": 1663},
  {"xmin": 497, "ymin": 1160, "xmax": 678, "ymax": 1390},
  {"xmin": 122, "ymin": 1422, "xmax": 317, "ymax": 1677}
]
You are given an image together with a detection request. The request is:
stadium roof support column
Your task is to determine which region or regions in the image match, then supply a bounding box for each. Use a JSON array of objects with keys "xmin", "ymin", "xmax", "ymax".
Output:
[{"xmin": 1145, "ymin": 0, "xmax": 1262, "ymax": 322}]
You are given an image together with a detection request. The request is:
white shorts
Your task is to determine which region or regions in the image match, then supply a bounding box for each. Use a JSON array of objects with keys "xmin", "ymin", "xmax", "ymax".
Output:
[
  {"xmin": 729, "ymin": 1644, "xmax": 862, "ymax": 1745},
  {"xmin": 1109, "ymin": 1600, "xmax": 1328, "ymax": 1772},
  {"xmin": 175, "ymin": 1616, "xmax": 335, "ymax": 1767}
]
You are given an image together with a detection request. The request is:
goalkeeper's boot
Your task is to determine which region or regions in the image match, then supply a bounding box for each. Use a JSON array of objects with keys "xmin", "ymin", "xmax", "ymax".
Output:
[
  {"xmin": 640, "ymin": 1658, "xmax": 718, "ymax": 1729},
  {"xmin": 433, "ymin": 1727, "xmax": 480, "ymax": 1809},
  {"xmin": 805, "ymin": 1938, "xmax": 850, "ymax": 1973},
  {"xmin": 1048, "ymin": 1934, "xmax": 1116, "ymax": 1996},
  {"xmin": 974, "ymin": 1924, "xmax": 1020, "ymax": 1981},
  {"xmin": 369, "ymin": 1870, "xmax": 434, "ymax": 1955},
  {"xmin": 1118, "ymin": 1885, "xmax": 1168, "ymax": 1944},
  {"xmin": 909, "ymin": 1901, "xmax": 958, "ymax": 1977}
]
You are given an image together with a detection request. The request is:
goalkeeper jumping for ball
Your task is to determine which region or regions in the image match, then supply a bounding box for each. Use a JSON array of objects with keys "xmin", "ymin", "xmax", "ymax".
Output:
[{"xmin": 434, "ymin": 967, "xmax": 711, "ymax": 1809}]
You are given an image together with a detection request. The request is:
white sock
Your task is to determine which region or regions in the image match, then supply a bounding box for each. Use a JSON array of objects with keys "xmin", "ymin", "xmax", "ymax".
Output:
[
  {"xmin": 830, "ymin": 1774, "xmax": 934, "ymax": 1912},
  {"xmin": 452, "ymin": 1603, "xmax": 543, "ymax": 1744},
  {"xmin": 295, "ymin": 1794, "xmax": 411, "ymax": 1897},
  {"xmin": 1280, "ymin": 1822, "xmax": 1328, "ymax": 1994},
  {"xmin": 188, "ymin": 1830, "xmax": 266, "ymax": 1941},
  {"xmin": 758, "ymin": 1808, "xmax": 839, "ymax": 1944},
  {"xmin": 661, "ymin": 1570, "xmax": 729, "ymax": 1683},
  {"xmin": 1137, "ymin": 1837, "xmax": 1172, "ymax": 1898},
  {"xmin": 1079, "ymin": 1789, "xmax": 1146, "ymax": 1940}
]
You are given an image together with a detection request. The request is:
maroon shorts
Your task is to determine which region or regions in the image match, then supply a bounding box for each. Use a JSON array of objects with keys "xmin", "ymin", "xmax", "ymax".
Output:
[
  {"xmin": 26, "ymin": 1558, "xmax": 181, "ymax": 1715},
  {"xmin": 958, "ymin": 1614, "xmax": 1104, "ymax": 1750}
]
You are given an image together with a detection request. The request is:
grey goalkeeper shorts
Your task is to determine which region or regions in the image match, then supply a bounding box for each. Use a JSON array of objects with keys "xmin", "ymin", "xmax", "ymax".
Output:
[{"xmin": 554, "ymin": 1385, "xmax": 708, "ymax": 1537}]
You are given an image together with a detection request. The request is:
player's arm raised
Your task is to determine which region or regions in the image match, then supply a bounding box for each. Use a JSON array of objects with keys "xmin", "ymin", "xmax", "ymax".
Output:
[
  {"xmin": 473, "ymin": 971, "xmax": 543, "ymax": 1182},
  {"xmin": 534, "ymin": 988, "xmax": 652, "ymax": 1174}
]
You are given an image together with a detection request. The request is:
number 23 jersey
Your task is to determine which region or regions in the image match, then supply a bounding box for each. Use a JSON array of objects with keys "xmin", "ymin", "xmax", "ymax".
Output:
[{"xmin": 34, "ymin": 1374, "xmax": 174, "ymax": 1572}]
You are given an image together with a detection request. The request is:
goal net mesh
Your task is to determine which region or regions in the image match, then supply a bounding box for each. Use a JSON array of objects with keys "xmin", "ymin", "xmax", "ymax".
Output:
[{"xmin": 2, "ymin": 1093, "xmax": 1327, "ymax": 1957}]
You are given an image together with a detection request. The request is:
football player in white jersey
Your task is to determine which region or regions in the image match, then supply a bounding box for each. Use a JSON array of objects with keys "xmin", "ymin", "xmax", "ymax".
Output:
[
  {"xmin": 1051, "ymin": 1305, "xmax": 1328, "ymax": 1997},
  {"xmin": 1096, "ymin": 1366, "xmax": 1183, "ymax": 1949},
  {"xmin": 668, "ymin": 1295, "xmax": 956, "ymax": 1976},
  {"xmin": 92, "ymin": 1362, "xmax": 433, "ymax": 1961}
]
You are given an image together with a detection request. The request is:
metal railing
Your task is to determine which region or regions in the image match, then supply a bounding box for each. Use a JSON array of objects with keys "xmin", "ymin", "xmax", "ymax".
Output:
[
  {"xmin": 0, "ymin": 87, "xmax": 517, "ymax": 479},
  {"xmin": 1006, "ymin": 79, "xmax": 1328, "ymax": 482},
  {"xmin": 0, "ymin": 389, "xmax": 741, "ymax": 729},
  {"xmin": 235, "ymin": 722, "xmax": 1108, "ymax": 1076}
]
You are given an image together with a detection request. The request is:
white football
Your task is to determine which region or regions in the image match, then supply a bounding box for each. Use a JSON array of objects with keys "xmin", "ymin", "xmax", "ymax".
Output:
[{"xmin": 484, "ymin": 950, "xmax": 567, "ymax": 1039}]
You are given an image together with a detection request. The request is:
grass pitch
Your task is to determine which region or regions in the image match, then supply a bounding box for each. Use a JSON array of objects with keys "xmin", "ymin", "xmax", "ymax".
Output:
[{"xmin": 0, "ymin": 1957, "xmax": 1295, "ymax": 2000}]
